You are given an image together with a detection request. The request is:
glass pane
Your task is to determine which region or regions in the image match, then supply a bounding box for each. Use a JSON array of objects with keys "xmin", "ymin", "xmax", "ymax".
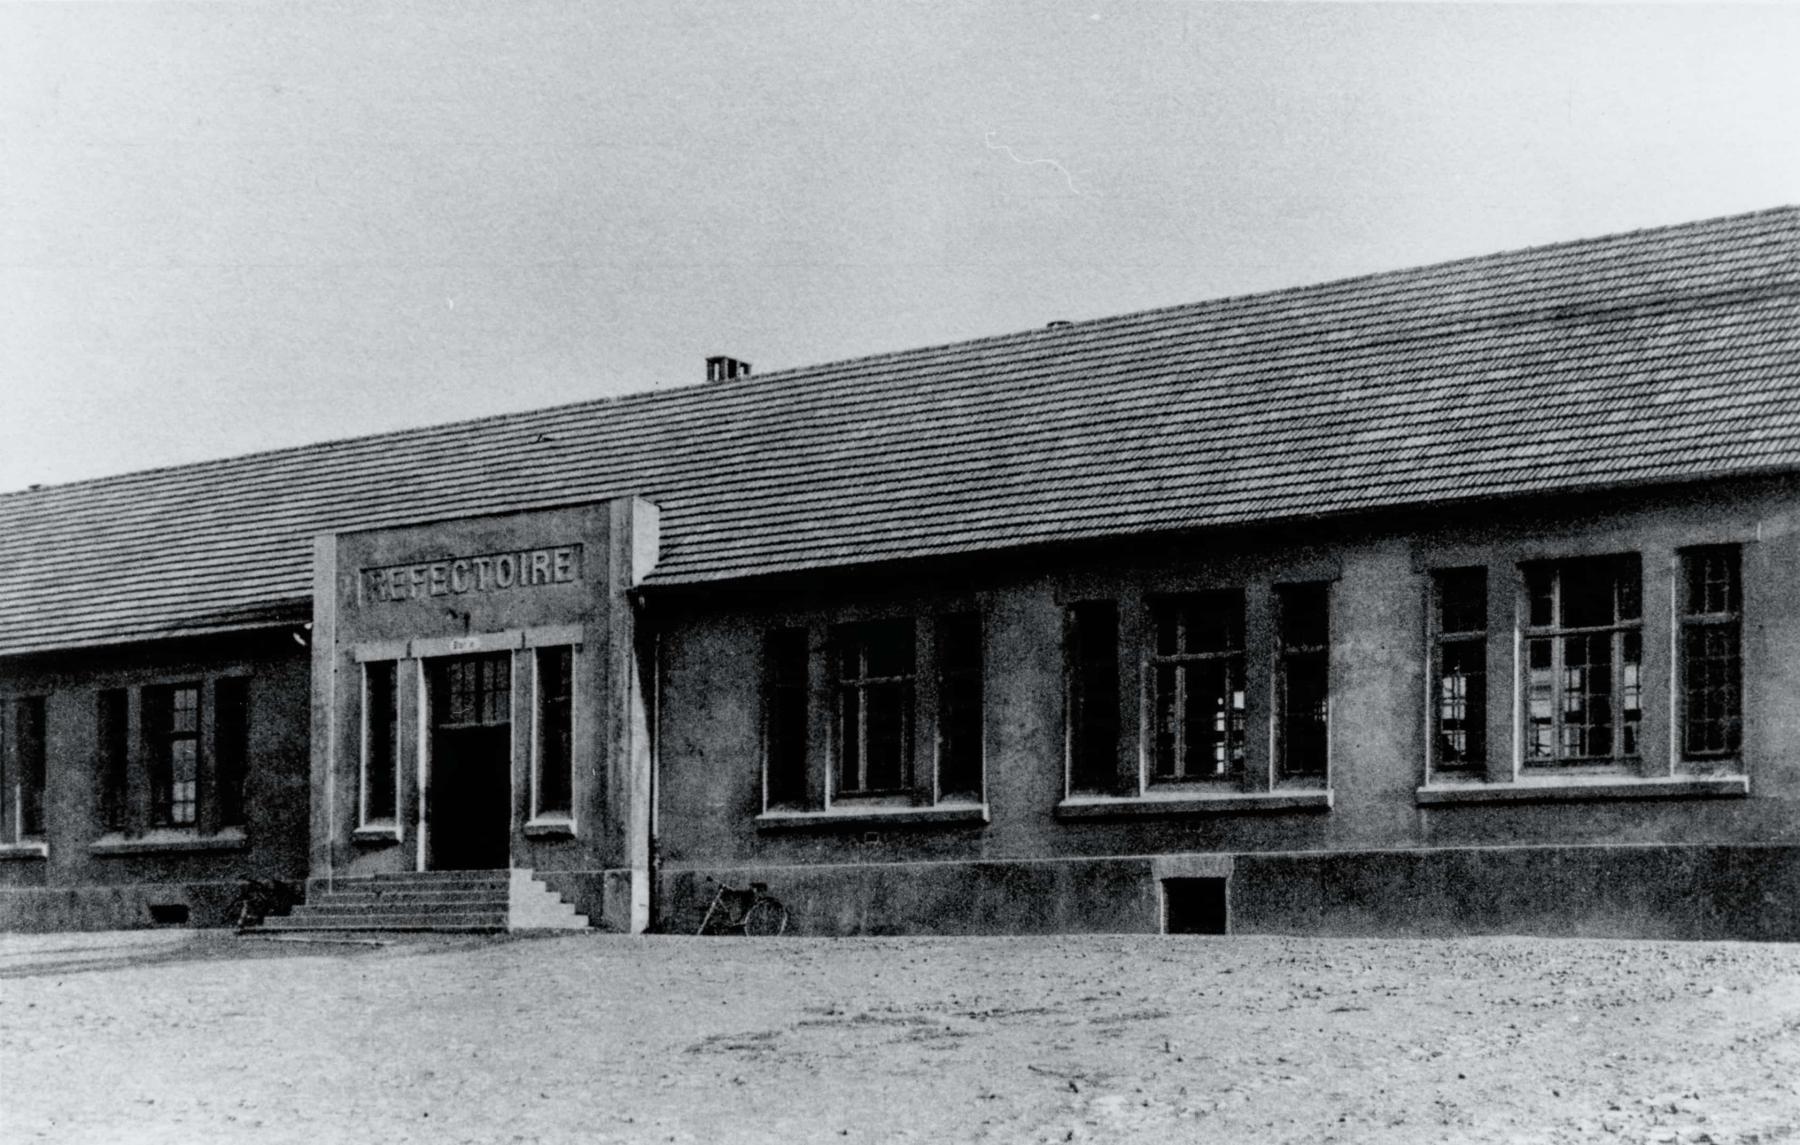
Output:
[
  {"xmin": 1526, "ymin": 567, "xmax": 1555, "ymax": 628},
  {"xmin": 1438, "ymin": 639, "xmax": 1486, "ymax": 766},
  {"xmin": 537, "ymin": 648, "xmax": 574, "ymax": 816},
  {"xmin": 1278, "ymin": 584, "xmax": 1329, "ymax": 650},
  {"xmin": 838, "ymin": 686, "xmax": 863, "ymax": 791},
  {"xmin": 766, "ymin": 630, "xmax": 810, "ymax": 806},
  {"xmin": 1151, "ymin": 664, "xmax": 1179, "ymax": 780},
  {"xmin": 1560, "ymin": 558, "xmax": 1618, "ymax": 628},
  {"xmin": 863, "ymin": 681, "xmax": 908, "ymax": 790},
  {"xmin": 1069, "ymin": 603, "xmax": 1119, "ymax": 793},
  {"xmin": 1437, "ymin": 568, "xmax": 1487, "ymax": 635},
  {"xmin": 1527, "ymin": 638, "xmax": 1555, "ymax": 759},
  {"xmin": 1281, "ymin": 651, "xmax": 1329, "ymax": 776},
  {"xmin": 861, "ymin": 621, "xmax": 915, "ymax": 679},
  {"xmin": 1683, "ymin": 622, "xmax": 1742, "ymax": 756}
]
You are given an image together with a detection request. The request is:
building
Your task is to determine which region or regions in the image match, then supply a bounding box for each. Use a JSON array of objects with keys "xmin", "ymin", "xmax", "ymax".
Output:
[{"xmin": 3, "ymin": 206, "xmax": 1799, "ymax": 937}]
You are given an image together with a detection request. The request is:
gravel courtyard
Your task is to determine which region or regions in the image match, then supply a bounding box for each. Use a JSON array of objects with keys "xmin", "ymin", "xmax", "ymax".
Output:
[{"xmin": 2, "ymin": 929, "xmax": 1799, "ymax": 1144}]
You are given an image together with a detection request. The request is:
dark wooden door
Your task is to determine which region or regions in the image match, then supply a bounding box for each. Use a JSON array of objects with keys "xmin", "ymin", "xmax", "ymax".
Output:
[{"xmin": 426, "ymin": 654, "xmax": 513, "ymax": 871}]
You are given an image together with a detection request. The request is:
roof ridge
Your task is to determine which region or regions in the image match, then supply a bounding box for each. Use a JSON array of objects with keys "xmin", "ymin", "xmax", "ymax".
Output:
[{"xmin": 3, "ymin": 203, "xmax": 1793, "ymax": 502}]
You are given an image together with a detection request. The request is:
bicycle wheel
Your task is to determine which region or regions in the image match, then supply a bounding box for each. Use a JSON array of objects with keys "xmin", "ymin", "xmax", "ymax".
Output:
[{"xmin": 741, "ymin": 898, "xmax": 788, "ymax": 937}]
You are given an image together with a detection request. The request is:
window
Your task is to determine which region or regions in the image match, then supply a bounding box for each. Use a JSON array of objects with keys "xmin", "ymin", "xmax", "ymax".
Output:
[
  {"xmin": 1066, "ymin": 601, "xmax": 1121, "ymax": 794},
  {"xmin": 764, "ymin": 628, "xmax": 811, "ymax": 809},
  {"xmin": 215, "ymin": 678, "xmax": 249, "ymax": 828},
  {"xmin": 1432, "ymin": 569, "xmax": 1487, "ymax": 772},
  {"xmin": 362, "ymin": 663, "xmax": 399, "ymax": 824},
  {"xmin": 1681, "ymin": 546, "xmax": 1742, "ymax": 758},
  {"xmin": 1147, "ymin": 592, "xmax": 1246, "ymax": 783},
  {"xmin": 761, "ymin": 612, "xmax": 985, "ymax": 815},
  {"xmin": 1523, "ymin": 555, "xmax": 1642, "ymax": 767},
  {"xmin": 936, "ymin": 613, "xmax": 983, "ymax": 802},
  {"xmin": 147, "ymin": 684, "xmax": 201, "ymax": 827},
  {"xmin": 1276, "ymin": 585, "xmax": 1330, "ymax": 780},
  {"xmin": 534, "ymin": 647, "xmax": 574, "ymax": 818},
  {"xmin": 834, "ymin": 620, "xmax": 915, "ymax": 796},
  {"xmin": 96, "ymin": 690, "xmax": 129, "ymax": 832},
  {"xmin": 4, "ymin": 697, "xmax": 47, "ymax": 841}
]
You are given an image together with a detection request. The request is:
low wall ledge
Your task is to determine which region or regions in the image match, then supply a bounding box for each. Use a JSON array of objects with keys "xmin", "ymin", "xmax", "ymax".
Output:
[{"xmin": 1416, "ymin": 775, "xmax": 1750, "ymax": 806}]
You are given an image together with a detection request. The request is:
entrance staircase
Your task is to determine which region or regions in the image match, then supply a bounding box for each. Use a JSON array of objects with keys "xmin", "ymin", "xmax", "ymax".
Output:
[{"xmin": 257, "ymin": 870, "xmax": 589, "ymax": 934}]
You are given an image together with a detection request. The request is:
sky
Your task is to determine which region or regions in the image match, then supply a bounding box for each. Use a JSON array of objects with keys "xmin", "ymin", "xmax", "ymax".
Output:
[{"xmin": 2, "ymin": 1, "xmax": 1797, "ymax": 493}]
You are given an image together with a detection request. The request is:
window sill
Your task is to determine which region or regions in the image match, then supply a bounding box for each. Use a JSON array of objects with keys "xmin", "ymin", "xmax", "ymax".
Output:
[
  {"xmin": 1416, "ymin": 775, "xmax": 1749, "ymax": 806},
  {"xmin": 1055, "ymin": 789, "xmax": 1333, "ymax": 821},
  {"xmin": 352, "ymin": 824, "xmax": 403, "ymax": 846},
  {"xmin": 0, "ymin": 841, "xmax": 49, "ymax": 861},
  {"xmin": 89, "ymin": 828, "xmax": 248, "ymax": 856},
  {"xmin": 756, "ymin": 804, "xmax": 990, "ymax": 833},
  {"xmin": 524, "ymin": 817, "xmax": 577, "ymax": 840}
]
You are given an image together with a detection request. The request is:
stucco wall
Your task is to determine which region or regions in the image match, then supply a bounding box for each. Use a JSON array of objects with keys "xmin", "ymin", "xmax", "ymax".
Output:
[
  {"xmin": 651, "ymin": 477, "xmax": 1800, "ymax": 936},
  {"xmin": 0, "ymin": 629, "xmax": 312, "ymax": 930}
]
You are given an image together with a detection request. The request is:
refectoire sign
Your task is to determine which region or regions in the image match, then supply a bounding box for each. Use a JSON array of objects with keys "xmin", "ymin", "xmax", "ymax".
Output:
[{"xmin": 362, "ymin": 544, "xmax": 583, "ymax": 603}]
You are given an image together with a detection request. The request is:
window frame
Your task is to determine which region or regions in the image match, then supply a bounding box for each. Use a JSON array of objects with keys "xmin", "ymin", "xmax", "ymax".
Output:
[
  {"xmin": 1519, "ymin": 554, "xmax": 1644, "ymax": 772},
  {"xmin": 3, "ymin": 696, "xmax": 48, "ymax": 845},
  {"xmin": 1275, "ymin": 583, "xmax": 1331, "ymax": 783},
  {"xmin": 1429, "ymin": 568, "xmax": 1489, "ymax": 777},
  {"xmin": 831, "ymin": 619, "xmax": 918, "ymax": 800},
  {"xmin": 145, "ymin": 682, "xmax": 202, "ymax": 829},
  {"xmin": 757, "ymin": 608, "xmax": 989, "ymax": 823},
  {"xmin": 530, "ymin": 645, "xmax": 577, "ymax": 825},
  {"xmin": 1677, "ymin": 545, "xmax": 1743, "ymax": 762},
  {"xmin": 360, "ymin": 661, "xmax": 402, "ymax": 830},
  {"xmin": 1144, "ymin": 591, "xmax": 1248, "ymax": 787}
]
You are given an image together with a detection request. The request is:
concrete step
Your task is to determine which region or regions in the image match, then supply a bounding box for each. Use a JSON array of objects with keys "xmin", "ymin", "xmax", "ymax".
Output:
[
  {"xmin": 306, "ymin": 891, "xmax": 512, "ymax": 907},
  {"xmin": 262, "ymin": 911, "xmax": 508, "ymax": 931},
  {"xmin": 287, "ymin": 899, "xmax": 506, "ymax": 918},
  {"xmin": 259, "ymin": 869, "xmax": 589, "ymax": 934}
]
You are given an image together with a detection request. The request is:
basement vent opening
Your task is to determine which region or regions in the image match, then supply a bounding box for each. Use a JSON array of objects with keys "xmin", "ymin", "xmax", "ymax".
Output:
[
  {"xmin": 1163, "ymin": 877, "xmax": 1228, "ymax": 935},
  {"xmin": 148, "ymin": 903, "xmax": 190, "ymax": 926}
]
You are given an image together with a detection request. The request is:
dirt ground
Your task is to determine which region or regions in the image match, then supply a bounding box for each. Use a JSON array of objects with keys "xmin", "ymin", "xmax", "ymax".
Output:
[{"xmin": 2, "ymin": 930, "xmax": 1799, "ymax": 1145}]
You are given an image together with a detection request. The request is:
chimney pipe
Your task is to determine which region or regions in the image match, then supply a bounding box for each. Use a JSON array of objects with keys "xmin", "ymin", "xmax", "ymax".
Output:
[{"xmin": 706, "ymin": 356, "xmax": 751, "ymax": 383}]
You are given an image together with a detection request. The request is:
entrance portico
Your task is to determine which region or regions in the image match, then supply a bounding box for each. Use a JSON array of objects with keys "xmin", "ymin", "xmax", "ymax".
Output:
[{"xmin": 308, "ymin": 496, "xmax": 659, "ymax": 932}]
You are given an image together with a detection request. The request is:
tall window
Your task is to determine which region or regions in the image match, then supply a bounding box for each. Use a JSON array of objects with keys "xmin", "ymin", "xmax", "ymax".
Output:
[
  {"xmin": 1433, "ymin": 569, "xmax": 1487, "ymax": 772},
  {"xmin": 362, "ymin": 663, "xmax": 399, "ymax": 824},
  {"xmin": 96, "ymin": 690, "xmax": 129, "ymax": 832},
  {"xmin": 7, "ymin": 697, "xmax": 47, "ymax": 840},
  {"xmin": 936, "ymin": 613, "xmax": 983, "ymax": 802},
  {"xmin": 148, "ymin": 684, "xmax": 200, "ymax": 827},
  {"xmin": 215, "ymin": 678, "xmax": 249, "ymax": 828},
  {"xmin": 1277, "ymin": 584, "xmax": 1330, "ymax": 779},
  {"xmin": 1147, "ymin": 592, "xmax": 1246, "ymax": 783},
  {"xmin": 764, "ymin": 628, "xmax": 811, "ymax": 809},
  {"xmin": 1681, "ymin": 546, "xmax": 1743, "ymax": 758},
  {"xmin": 1524, "ymin": 555, "xmax": 1642, "ymax": 766},
  {"xmin": 1066, "ymin": 602, "xmax": 1120, "ymax": 794},
  {"xmin": 834, "ymin": 620, "xmax": 915, "ymax": 796},
  {"xmin": 535, "ymin": 647, "xmax": 574, "ymax": 818}
]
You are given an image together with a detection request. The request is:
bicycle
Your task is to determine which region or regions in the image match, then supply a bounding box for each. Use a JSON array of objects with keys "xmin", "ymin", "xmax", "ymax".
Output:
[
  {"xmin": 696, "ymin": 878, "xmax": 788, "ymax": 936},
  {"xmin": 229, "ymin": 877, "xmax": 299, "ymax": 932}
]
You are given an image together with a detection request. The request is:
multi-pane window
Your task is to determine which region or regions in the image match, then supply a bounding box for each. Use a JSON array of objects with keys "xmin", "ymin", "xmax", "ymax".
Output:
[
  {"xmin": 1433, "ymin": 569, "xmax": 1487, "ymax": 771},
  {"xmin": 434, "ymin": 654, "xmax": 512, "ymax": 728},
  {"xmin": 1147, "ymin": 592, "xmax": 1246, "ymax": 783},
  {"xmin": 148, "ymin": 684, "xmax": 201, "ymax": 827},
  {"xmin": 96, "ymin": 690, "xmax": 129, "ymax": 832},
  {"xmin": 936, "ymin": 613, "xmax": 984, "ymax": 802},
  {"xmin": 1277, "ymin": 584, "xmax": 1330, "ymax": 779},
  {"xmin": 834, "ymin": 620, "xmax": 915, "ymax": 796},
  {"xmin": 1066, "ymin": 602, "xmax": 1121, "ymax": 794},
  {"xmin": 535, "ymin": 647, "xmax": 574, "ymax": 817},
  {"xmin": 764, "ymin": 628, "xmax": 811, "ymax": 809},
  {"xmin": 5, "ymin": 697, "xmax": 48, "ymax": 840},
  {"xmin": 1523, "ymin": 555, "xmax": 1642, "ymax": 766},
  {"xmin": 362, "ymin": 663, "xmax": 399, "ymax": 824},
  {"xmin": 1681, "ymin": 546, "xmax": 1743, "ymax": 758}
]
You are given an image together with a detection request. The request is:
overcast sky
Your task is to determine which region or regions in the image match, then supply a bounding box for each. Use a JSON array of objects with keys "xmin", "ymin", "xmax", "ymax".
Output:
[{"xmin": 3, "ymin": 2, "xmax": 1797, "ymax": 493}]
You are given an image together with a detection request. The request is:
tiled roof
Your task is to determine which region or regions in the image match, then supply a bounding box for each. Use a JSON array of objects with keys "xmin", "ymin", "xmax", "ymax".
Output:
[{"xmin": 3, "ymin": 206, "xmax": 1798, "ymax": 657}]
